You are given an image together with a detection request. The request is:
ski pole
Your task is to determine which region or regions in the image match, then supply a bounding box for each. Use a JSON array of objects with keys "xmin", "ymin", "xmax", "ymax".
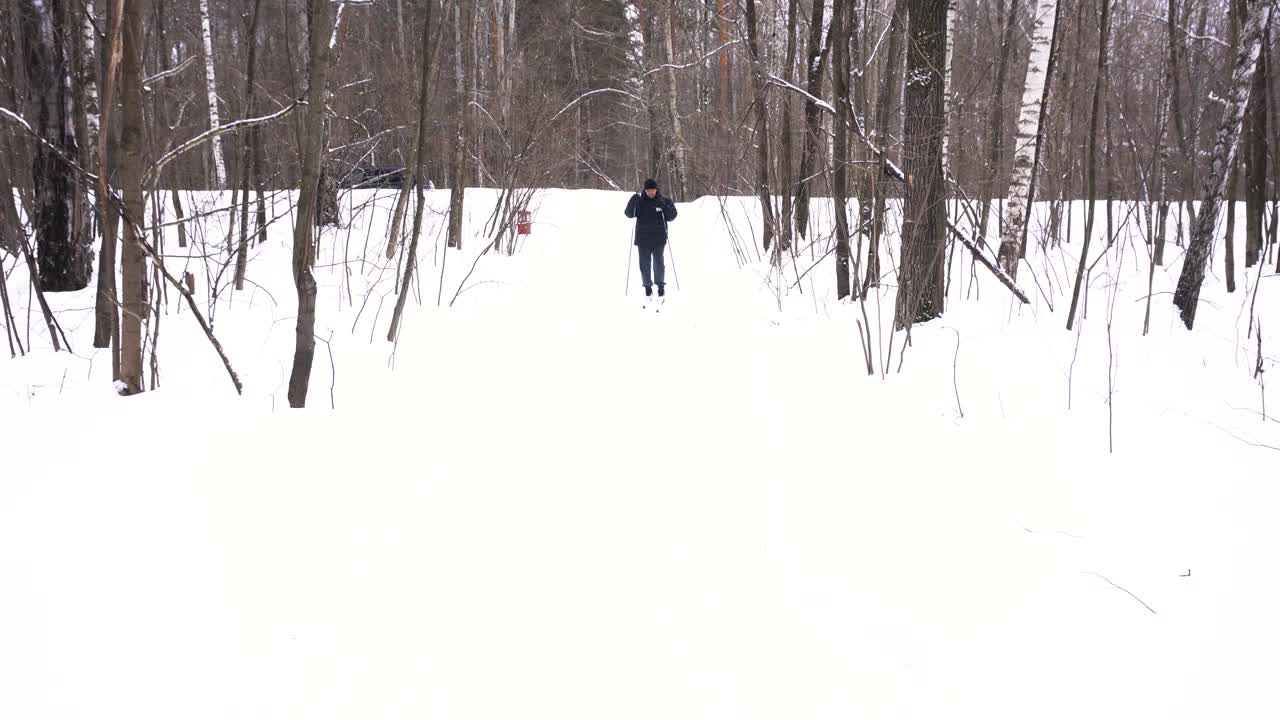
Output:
[
  {"xmin": 625, "ymin": 222, "xmax": 634, "ymax": 295},
  {"xmin": 665, "ymin": 216, "xmax": 680, "ymax": 291}
]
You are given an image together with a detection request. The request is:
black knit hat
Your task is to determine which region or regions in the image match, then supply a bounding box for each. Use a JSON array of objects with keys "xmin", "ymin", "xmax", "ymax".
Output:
[{"xmin": 643, "ymin": 178, "xmax": 658, "ymax": 190}]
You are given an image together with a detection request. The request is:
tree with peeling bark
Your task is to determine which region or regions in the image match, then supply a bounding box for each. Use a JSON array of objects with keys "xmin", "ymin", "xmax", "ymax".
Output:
[
  {"xmin": 996, "ymin": 0, "xmax": 1059, "ymax": 279},
  {"xmin": 1174, "ymin": 0, "xmax": 1272, "ymax": 330},
  {"xmin": 288, "ymin": 0, "xmax": 335, "ymax": 408}
]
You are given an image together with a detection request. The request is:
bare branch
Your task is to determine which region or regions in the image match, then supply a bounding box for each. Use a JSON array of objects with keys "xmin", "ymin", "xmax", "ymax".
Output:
[
  {"xmin": 142, "ymin": 55, "xmax": 196, "ymax": 86},
  {"xmin": 766, "ymin": 76, "xmax": 907, "ymax": 184},
  {"xmin": 546, "ymin": 88, "xmax": 643, "ymax": 127},
  {"xmin": 147, "ymin": 101, "xmax": 300, "ymax": 185},
  {"xmin": 640, "ymin": 39, "xmax": 744, "ymax": 78}
]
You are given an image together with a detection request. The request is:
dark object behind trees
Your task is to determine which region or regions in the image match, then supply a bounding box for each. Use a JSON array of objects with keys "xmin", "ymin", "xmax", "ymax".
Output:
[{"xmin": 338, "ymin": 165, "xmax": 406, "ymax": 189}]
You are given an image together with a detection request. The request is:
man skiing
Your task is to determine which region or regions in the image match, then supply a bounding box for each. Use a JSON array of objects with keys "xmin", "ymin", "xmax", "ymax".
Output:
[{"xmin": 624, "ymin": 178, "xmax": 678, "ymax": 300}]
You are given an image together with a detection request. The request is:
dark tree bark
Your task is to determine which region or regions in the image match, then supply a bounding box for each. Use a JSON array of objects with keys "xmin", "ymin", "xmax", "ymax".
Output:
[
  {"xmin": 288, "ymin": 0, "xmax": 335, "ymax": 408},
  {"xmin": 832, "ymin": 0, "xmax": 851, "ymax": 299},
  {"xmin": 20, "ymin": 0, "xmax": 92, "ymax": 292},
  {"xmin": 869, "ymin": 0, "xmax": 906, "ymax": 289},
  {"xmin": 778, "ymin": 0, "xmax": 799, "ymax": 254},
  {"xmin": 1173, "ymin": 0, "xmax": 1271, "ymax": 329},
  {"xmin": 1245, "ymin": 18, "xmax": 1267, "ymax": 268},
  {"xmin": 793, "ymin": 0, "xmax": 827, "ymax": 244},
  {"xmin": 744, "ymin": 0, "xmax": 777, "ymax": 257},
  {"xmin": 388, "ymin": 0, "xmax": 434, "ymax": 342},
  {"xmin": 894, "ymin": 0, "xmax": 948, "ymax": 328},
  {"xmin": 978, "ymin": 0, "xmax": 1019, "ymax": 243},
  {"xmin": 1226, "ymin": 157, "xmax": 1239, "ymax": 292},
  {"xmin": 119, "ymin": 0, "xmax": 146, "ymax": 394},
  {"xmin": 234, "ymin": 0, "xmax": 264, "ymax": 291},
  {"xmin": 1066, "ymin": 0, "xmax": 1112, "ymax": 331},
  {"xmin": 446, "ymin": 0, "xmax": 474, "ymax": 250}
]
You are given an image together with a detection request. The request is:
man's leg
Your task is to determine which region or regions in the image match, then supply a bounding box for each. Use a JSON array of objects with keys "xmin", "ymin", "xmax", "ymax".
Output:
[
  {"xmin": 637, "ymin": 245, "xmax": 653, "ymax": 292},
  {"xmin": 653, "ymin": 242, "xmax": 666, "ymax": 294}
]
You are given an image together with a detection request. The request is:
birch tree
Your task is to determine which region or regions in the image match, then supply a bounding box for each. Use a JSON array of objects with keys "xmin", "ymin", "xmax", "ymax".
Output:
[
  {"xmin": 996, "ymin": 0, "xmax": 1058, "ymax": 279},
  {"xmin": 199, "ymin": 0, "xmax": 227, "ymax": 188},
  {"xmin": 1173, "ymin": 0, "xmax": 1272, "ymax": 329}
]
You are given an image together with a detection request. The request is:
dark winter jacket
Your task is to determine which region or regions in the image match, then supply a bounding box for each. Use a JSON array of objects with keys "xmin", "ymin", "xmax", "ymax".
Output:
[{"xmin": 625, "ymin": 192, "xmax": 677, "ymax": 247}]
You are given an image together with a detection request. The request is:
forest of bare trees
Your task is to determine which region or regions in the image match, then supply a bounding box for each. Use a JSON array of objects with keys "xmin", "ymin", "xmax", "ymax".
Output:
[{"xmin": 2, "ymin": 0, "xmax": 1278, "ymax": 402}]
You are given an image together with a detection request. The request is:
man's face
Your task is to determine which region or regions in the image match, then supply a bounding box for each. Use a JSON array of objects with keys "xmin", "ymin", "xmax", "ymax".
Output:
[{"xmin": 645, "ymin": 188, "xmax": 657, "ymax": 199}]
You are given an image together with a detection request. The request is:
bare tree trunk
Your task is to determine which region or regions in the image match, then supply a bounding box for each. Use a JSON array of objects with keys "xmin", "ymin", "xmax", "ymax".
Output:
[
  {"xmin": 1167, "ymin": 0, "xmax": 1195, "ymax": 224},
  {"xmin": 119, "ymin": 0, "xmax": 146, "ymax": 394},
  {"xmin": 388, "ymin": 0, "xmax": 434, "ymax": 342},
  {"xmin": 640, "ymin": 0, "xmax": 662, "ymax": 181},
  {"xmin": 1226, "ymin": 157, "xmax": 1239, "ymax": 292},
  {"xmin": 978, "ymin": 0, "xmax": 1018, "ymax": 243},
  {"xmin": 1018, "ymin": 0, "xmax": 1064, "ymax": 261},
  {"xmin": 869, "ymin": 0, "xmax": 906, "ymax": 289},
  {"xmin": 997, "ymin": 0, "xmax": 1059, "ymax": 279},
  {"xmin": 941, "ymin": 0, "xmax": 956, "ymax": 179},
  {"xmin": 198, "ymin": 0, "xmax": 226, "ymax": 188},
  {"xmin": 717, "ymin": 0, "xmax": 730, "ymax": 130},
  {"xmin": 446, "ymin": 0, "xmax": 473, "ymax": 250},
  {"xmin": 854, "ymin": 0, "xmax": 876, "ymax": 293},
  {"xmin": 1173, "ymin": 0, "xmax": 1271, "ymax": 329},
  {"xmin": 233, "ymin": 0, "xmax": 263, "ymax": 290},
  {"xmin": 832, "ymin": 0, "xmax": 851, "ymax": 298},
  {"xmin": 20, "ymin": 0, "xmax": 93, "ymax": 292},
  {"xmin": 1245, "ymin": 19, "xmax": 1268, "ymax": 267},
  {"xmin": 777, "ymin": 0, "xmax": 798, "ymax": 254},
  {"xmin": 744, "ymin": 0, "xmax": 777, "ymax": 257},
  {"xmin": 1066, "ymin": 0, "xmax": 1112, "ymax": 331},
  {"xmin": 81, "ymin": 0, "xmax": 99, "ymax": 167},
  {"xmin": 662, "ymin": 0, "xmax": 688, "ymax": 199},
  {"xmin": 288, "ymin": 0, "xmax": 334, "ymax": 408},
  {"xmin": 894, "ymin": 0, "xmax": 947, "ymax": 328},
  {"xmin": 793, "ymin": 0, "xmax": 827, "ymax": 244}
]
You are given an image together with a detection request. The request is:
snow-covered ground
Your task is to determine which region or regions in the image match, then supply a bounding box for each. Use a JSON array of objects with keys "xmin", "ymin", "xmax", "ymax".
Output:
[{"xmin": 1, "ymin": 188, "xmax": 1277, "ymax": 719}]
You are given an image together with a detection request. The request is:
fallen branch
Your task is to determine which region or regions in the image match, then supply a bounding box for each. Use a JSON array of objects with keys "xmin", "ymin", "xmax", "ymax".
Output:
[
  {"xmin": 126, "ymin": 216, "xmax": 243, "ymax": 395},
  {"xmin": 1082, "ymin": 571, "xmax": 1157, "ymax": 615},
  {"xmin": 946, "ymin": 220, "xmax": 1031, "ymax": 304}
]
